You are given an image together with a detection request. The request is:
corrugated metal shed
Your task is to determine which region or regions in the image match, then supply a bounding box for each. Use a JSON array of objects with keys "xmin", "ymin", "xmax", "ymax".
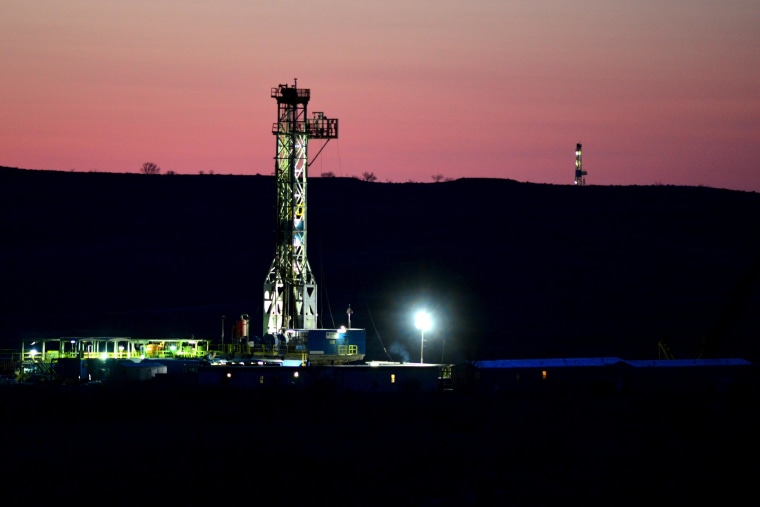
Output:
[
  {"xmin": 473, "ymin": 357, "xmax": 624, "ymax": 368},
  {"xmin": 459, "ymin": 356, "xmax": 754, "ymax": 395}
]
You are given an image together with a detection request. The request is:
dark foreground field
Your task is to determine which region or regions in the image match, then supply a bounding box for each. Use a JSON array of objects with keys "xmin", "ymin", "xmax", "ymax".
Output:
[{"xmin": 2, "ymin": 382, "xmax": 758, "ymax": 505}]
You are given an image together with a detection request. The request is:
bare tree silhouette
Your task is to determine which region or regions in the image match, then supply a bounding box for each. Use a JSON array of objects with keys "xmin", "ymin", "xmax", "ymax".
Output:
[
  {"xmin": 140, "ymin": 162, "xmax": 161, "ymax": 175},
  {"xmin": 361, "ymin": 172, "xmax": 377, "ymax": 182}
]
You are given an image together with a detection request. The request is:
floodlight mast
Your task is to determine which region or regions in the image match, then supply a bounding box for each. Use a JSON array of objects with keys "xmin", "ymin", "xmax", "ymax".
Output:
[{"xmin": 263, "ymin": 80, "xmax": 338, "ymax": 336}]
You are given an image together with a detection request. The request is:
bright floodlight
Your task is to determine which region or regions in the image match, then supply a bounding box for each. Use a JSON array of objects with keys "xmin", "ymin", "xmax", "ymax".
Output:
[
  {"xmin": 415, "ymin": 311, "xmax": 432, "ymax": 332},
  {"xmin": 415, "ymin": 311, "xmax": 432, "ymax": 363}
]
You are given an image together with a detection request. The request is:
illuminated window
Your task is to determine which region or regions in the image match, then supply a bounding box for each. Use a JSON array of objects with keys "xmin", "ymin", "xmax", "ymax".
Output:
[
  {"xmin": 259, "ymin": 375, "xmax": 264, "ymax": 384},
  {"xmin": 541, "ymin": 370, "xmax": 547, "ymax": 380},
  {"xmin": 391, "ymin": 374, "xmax": 396, "ymax": 384}
]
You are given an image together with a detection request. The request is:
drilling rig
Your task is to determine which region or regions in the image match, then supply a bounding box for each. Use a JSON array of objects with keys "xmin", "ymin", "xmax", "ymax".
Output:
[
  {"xmin": 261, "ymin": 80, "xmax": 364, "ymax": 364},
  {"xmin": 574, "ymin": 143, "xmax": 587, "ymax": 186}
]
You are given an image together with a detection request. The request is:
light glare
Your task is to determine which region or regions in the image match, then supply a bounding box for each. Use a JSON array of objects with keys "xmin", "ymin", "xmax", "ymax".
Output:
[{"xmin": 415, "ymin": 311, "xmax": 432, "ymax": 331}]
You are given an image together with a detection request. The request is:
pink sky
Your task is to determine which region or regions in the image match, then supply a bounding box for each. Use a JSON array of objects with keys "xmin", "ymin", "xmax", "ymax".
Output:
[{"xmin": 2, "ymin": 1, "xmax": 759, "ymax": 191}]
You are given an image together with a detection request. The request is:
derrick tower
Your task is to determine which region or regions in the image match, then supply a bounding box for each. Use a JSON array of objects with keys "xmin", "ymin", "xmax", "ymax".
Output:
[
  {"xmin": 263, "ymin": 80, "xmax": 338, "ymax": 335},
  {"xmin": 574, "ymin": 143, "xmax": 587, "ymax": 186}
]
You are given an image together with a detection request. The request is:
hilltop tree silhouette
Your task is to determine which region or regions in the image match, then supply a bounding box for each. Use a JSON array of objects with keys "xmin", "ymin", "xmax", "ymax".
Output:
[{"xmin": 140, "ymin": 162, "xmax": 161, "ymax": 175}]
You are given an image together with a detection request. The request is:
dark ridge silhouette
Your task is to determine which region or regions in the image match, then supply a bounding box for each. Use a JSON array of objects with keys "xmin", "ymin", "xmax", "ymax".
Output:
[{"xmin": 2, "ymin": 166, "xmax": 759, "ymax": 362}]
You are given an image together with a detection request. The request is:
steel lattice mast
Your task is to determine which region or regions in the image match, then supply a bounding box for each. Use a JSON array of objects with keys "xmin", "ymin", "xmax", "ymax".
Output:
[{"xmin": 263, "ymin": 81, "xmax": 338, "ymax": 335}]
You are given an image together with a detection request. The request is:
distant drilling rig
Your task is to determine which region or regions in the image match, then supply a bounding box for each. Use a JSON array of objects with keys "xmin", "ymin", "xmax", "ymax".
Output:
[
  {"xmin": 263, "ymin": 80, "xmax": 338, "ymax": 336},
  {"xmin": 574, "ymin": 143, "xmax": 587, "ymax": 186}
]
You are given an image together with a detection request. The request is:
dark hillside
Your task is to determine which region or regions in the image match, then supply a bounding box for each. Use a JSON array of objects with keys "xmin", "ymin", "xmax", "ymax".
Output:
[{"xmin": 2, "ymin": 167, "xmax": 759, "ymax": 362}]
